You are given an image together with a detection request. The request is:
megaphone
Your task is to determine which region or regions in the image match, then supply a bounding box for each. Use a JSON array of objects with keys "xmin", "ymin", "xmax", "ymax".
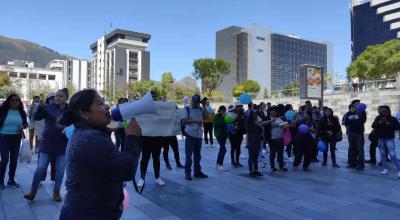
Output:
[{"xmin": 111, "ymin": 92, "xmax": 157, "ymax": 121}]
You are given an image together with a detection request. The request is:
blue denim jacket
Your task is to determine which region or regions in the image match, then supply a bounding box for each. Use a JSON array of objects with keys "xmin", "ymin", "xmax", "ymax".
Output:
[{"xmin": 34, "ymin": 103, "xmax": 68, "ymax": 155}]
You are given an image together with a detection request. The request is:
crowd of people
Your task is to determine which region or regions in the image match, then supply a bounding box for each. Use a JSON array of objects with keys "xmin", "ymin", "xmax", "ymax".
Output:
[{"xmin": 0, "ymin": 89, "xmax": 399, "ymax": 219}]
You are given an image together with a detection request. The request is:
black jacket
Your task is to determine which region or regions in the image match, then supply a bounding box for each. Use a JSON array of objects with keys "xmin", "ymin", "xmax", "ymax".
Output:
[
  {"xmin": 0, "ymin": 106, "xmax": 28, "ymax": 132},
  {"xmin": 344, "ymin": 111, "xmax": 367, "ymax": 133},
  {"xmin": 372, "ymin": 115, "xmax": 399, "ymax": 139},
  {"xmin": 318, "ymin": 116, "xmax": 341, "ymax": 142}
]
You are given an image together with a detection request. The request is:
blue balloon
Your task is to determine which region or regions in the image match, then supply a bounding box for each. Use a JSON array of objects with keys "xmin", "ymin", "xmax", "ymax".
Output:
[
  {"xmin": 396, "ymin": 112, "xmax": 400, "ymax": 122},
  {"xmin": 239, "ymin": 93, "xmax": 252, "ymax": 105},
  {"xmin": 65, "ymin": 125, "xmax": 75, "ymax": 139},
  {"xmin": 227, "ymin": 124, "xmax": 233, "ymax": 132},
  {"xmin": 285, "ymin": 110, "xmax": 295, "ymax": 121},
  {"xmin": 298, "ymin": 124, "xmax": 309, "ymax": 134},
  {"xmin": 317, "ymin": 140, "xmax": 327, "ymax": 152},
  {"xmin": 207, "ymin": 106, "xmax": 213, "ymax": 113},
  {"xmin": 357, "ymin": 103, "xmax": 367, "ymax": 112}
]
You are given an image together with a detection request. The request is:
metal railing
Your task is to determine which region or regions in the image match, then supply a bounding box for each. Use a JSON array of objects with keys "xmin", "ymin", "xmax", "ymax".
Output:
[{"xmin": 166, "ymin": 79, "xmax": 398, "ymax": 104}]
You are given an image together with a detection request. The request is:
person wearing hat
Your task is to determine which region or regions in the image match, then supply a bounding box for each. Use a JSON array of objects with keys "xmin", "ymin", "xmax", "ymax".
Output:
[
  {"xmin": 24, "ymin": 88, "xmax": 69, "ymax": 202},
  {"xmin": 181, "ymin": 94, "xmax": 208, "ymax": 180}
]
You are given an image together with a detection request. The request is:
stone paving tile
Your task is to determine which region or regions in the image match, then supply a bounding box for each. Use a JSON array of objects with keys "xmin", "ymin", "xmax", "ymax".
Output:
[{"xmin": 1, "ymin": 136, "xmax": 400, "ymax": 219}]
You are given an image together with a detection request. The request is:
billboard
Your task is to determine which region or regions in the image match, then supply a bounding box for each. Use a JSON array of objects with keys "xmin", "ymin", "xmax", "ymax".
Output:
[{"xmin": 300, "ymin": 65, "xmax": 323, "ymax": 100}]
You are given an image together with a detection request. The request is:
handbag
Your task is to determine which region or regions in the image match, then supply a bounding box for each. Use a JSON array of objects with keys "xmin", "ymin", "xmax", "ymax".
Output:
[
  {"xmin": 19, "ymin": 132, "xmax": 32, "ymax": 163},
  {"xmin": 283, "ymin": 127, "xmax": 292, "ymax": 146}
]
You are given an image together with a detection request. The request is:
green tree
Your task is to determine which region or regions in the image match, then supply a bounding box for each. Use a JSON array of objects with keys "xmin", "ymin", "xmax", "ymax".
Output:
[
  {"xmin": 0, "ymin": 71, "xmax": 18, "ymax": 99},
  {"xmin": 129, "ymin": 80, "xmax": 166, "ymax": 100},
  {"xmin": 161, "ymin": 72, "xmax": 174, "ymax": 88},
  {"xmin": 192, "ymin": 58, "xmax": 230, "ymax": 97},
  {"xmin": 0, "ymin": 71, "xmax": 11, "ymax": 87},
  {"xmin": 231, "ymin": 80, "xmax": 260, "ymax": 97},
  {"xmin": 65, "ymin": 82, "xmax": 77, "ymax": 97},
  {"xmin": 27, "ymin": 83, "xmax": 53, "ymax": 100},
  {"xmin": 241, "ymin": 80, "xmax": 261, "ymax": 94},
  {"xmin": 348, "ymin": 39, "xmax": 400, "ymax": 79},
  {"xmin": 232, "ymin": 85, "xmax": 245, "ymax": 97},
  {"xmin": 282, "ymin": 81, "xmax": 299, "ymax": 96},
  {"xmin": 0, "ymin": 85, "xmax": 19, "ymax": 99}
]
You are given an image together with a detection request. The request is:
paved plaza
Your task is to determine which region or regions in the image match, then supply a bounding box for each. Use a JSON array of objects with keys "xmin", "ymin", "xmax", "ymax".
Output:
[{"xmin": 1, "ymin": 136, "xmax": 400, "ymax": 220}]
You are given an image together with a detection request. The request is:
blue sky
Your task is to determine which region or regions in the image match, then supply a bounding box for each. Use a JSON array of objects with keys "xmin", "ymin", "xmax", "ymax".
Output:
[{"xmin": 1, "ymin": 0, "xmax": 351, "ymax": 81}]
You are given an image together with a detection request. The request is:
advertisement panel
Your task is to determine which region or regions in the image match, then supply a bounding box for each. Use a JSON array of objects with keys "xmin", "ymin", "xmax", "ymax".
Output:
[{"xmin": 300, "ymin": 65, "xmax": 323, "ymax": 100}]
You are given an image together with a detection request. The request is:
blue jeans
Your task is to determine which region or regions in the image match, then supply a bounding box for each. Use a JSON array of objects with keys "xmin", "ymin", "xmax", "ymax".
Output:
[
  {"xmin": 0, "ymin": 134, "xmax": 21, "ymax": 181},
  {"xmin": 378, "ymin": 138, "xmax": 400, "ymax": 171},
  {"xmin": 216, "ymin": 137, "xmax": 227, "ymax": 165},
  {"xmin": 31, "ymin": 153, "xmax": 65, "ymax": 193},
  {"xmin": 185, "ymin": 136, "xmax": 202, "ymax": 176}
]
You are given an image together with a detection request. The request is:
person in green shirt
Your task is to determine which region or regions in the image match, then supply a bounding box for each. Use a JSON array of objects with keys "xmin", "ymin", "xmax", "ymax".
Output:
[{"xmin": 214, "ymin": 106, "xmax": 228, "ymax": 171}]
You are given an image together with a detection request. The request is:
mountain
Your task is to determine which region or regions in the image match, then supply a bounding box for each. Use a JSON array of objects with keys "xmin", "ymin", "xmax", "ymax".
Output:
[{"xmin": 0, "ymin": 35, "xmax": 73, "ymax": 68}]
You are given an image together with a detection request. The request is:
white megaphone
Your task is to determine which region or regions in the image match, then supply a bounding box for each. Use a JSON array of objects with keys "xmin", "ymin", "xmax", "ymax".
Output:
[{"xmin": 111, "ymin": 92, "xmax": 157, "ymax": 121}]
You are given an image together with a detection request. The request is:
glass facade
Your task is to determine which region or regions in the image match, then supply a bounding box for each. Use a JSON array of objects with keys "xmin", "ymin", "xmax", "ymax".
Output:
[
  {"xmin": 351, "ymin": 0, "xmax": 400, "ymax": 60},
  {"xmin": 237, "ymin": 32, "xmax": 248, "ymax": 85},
  {"xmin": 271, "ymin": 34, "xmax": 327, "ymax": 91}
]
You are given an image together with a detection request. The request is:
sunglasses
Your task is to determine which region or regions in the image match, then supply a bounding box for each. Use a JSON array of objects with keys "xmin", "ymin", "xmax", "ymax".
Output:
[{"xmin": 10, "ymin": 98, "xmax": 19, "ymax": 103}]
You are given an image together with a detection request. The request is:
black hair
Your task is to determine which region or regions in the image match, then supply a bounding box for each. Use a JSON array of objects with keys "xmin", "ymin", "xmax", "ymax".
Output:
[
  {"xmin": 2, "ymin": 94, "xmax": 24, "ymax": 111},
  {"xmin": 277, "ymin": 104, "xmax": 285, "ymax": 116},
  {"xmin": 248, "ymin": 102, "xmax": 253, "ymax": 109},
  {"xmin": 325, "ymin": 108, "xmax": 334, "ymax": 116},
  {"xmin": 201, "ymin": 97, "xmax": 208, "ymax": 104},
  {"xmin": 284, "ymin": 104, "xmax": 293, "ymax": 112},
  {"xmin": 351, "ymin": 99, "xmax": 360, "ymax": 106},
  {"xmin": 218, "ymin": 105, "xmax": 227, "ymax": 112},
  {"xmin": 59, "ymin": 89, "xmax": 98, "ymax": 126},
  {"xmin": 32, "ymin": 96, "xmax": 40, "ymax": 100},
  {"xmin": 348, "ymin": 104, "xmax": 353, "ymax": 110},
  {"xmin": 269, "ymin": 106, "xmax": 278, "ymax": 112},
  {"xmin": 118, "ymin": 97, "xmax": 128, "ymax": 104},
  {"xmin": 58, "ymin": 88, "xmax": 69, "ymax": 99}
]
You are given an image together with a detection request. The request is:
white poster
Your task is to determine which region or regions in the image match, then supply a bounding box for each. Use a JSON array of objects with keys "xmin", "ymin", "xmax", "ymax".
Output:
[
  {"xmin": 306, "ymin": 66, "xmax": 322, "ymax": 99},
  {"xmin": 135, "ymin": 101, "xmax": 181, "ymax": 137}
]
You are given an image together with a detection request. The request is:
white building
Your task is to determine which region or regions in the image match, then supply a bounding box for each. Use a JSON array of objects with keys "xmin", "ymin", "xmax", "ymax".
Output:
[
  {"xmin": 48, "ymin": 59, "xmax": 90, "ymax": 90},
  {"xmin": 216, "ymin": 24, "xmax": 333, "ymax": 97},
  {"xmin": 90, "ymin": 29, "xmax": 151, "ymax": 97},
  {"xmin": 0, "ymin": 63, "xmax": 63, "ymax": 100}
]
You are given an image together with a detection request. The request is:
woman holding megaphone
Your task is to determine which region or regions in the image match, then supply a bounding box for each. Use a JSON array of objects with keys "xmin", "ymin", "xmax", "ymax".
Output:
[{"xmin": 56, "ymin": 89, "xmax": 142, "ymax": 220}]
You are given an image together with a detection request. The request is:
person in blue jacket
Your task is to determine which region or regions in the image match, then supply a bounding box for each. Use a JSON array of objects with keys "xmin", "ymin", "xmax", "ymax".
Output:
[
  {"xmin": 57, "ymin": 89, "xmax": 142, "ymax": 220},
  {"xmin": 24, "ymin": 88, "xmax": 69, "ymax": 202}
]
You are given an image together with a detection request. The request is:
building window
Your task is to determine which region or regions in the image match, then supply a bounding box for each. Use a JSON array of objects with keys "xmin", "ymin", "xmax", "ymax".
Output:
[
  {"xmin": 9, "ymin": 72, "xmax": 18, "ymax": 78},
  {"xmin": 48, "ymin": 75, "xmax": 56, "ymax": 80},
  {"xmin": 39, "ymin": 74, "xmax": 46, "ymax": 80},
  {"xmin": 19, "ymin": 73, "xmax": 27, "ymax": 78},
  {"xmin": 128, "ymin": 51, "xmax": 139, "ymax": 82},
  {"xmin": 29, "ymin": 74, "xmax": 37, "ymax": 79}
]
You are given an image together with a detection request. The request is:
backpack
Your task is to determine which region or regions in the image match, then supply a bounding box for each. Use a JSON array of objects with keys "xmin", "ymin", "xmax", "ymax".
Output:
[{"xmin": 180, "ymin": 106, "xmax": 190, "ymax": 136}]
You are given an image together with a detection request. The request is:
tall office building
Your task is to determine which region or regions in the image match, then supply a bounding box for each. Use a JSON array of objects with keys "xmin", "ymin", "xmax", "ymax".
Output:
[
  {"xmin": 351, "ymin": 0, "xmax": 400, "ymax": 60},
  {"xmin": 216, "ymin": 24, "xmax": 332, "ymax": 97},
  {"xmin": 90, "ymin": 29, "xmax": 151, "ymax": 96}
]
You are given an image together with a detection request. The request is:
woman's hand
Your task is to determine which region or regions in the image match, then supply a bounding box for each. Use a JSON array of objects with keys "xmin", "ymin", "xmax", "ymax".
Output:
[{"xmin": 125, "ymin": 119, "xmax": 142, "ymax": 136}]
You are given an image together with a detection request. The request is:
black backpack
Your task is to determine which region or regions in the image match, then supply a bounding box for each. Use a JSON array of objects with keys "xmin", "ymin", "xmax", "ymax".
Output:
[{"xmin": 181, "ymin": 106, "xmax": 190, "ymax": 136}]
